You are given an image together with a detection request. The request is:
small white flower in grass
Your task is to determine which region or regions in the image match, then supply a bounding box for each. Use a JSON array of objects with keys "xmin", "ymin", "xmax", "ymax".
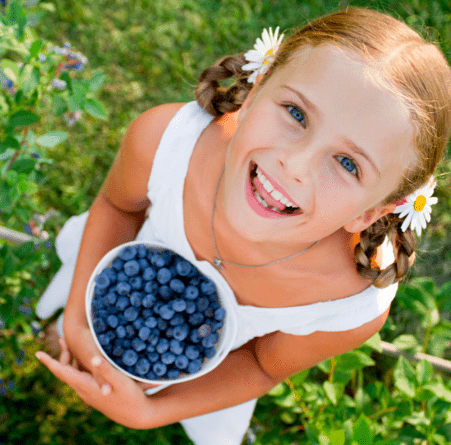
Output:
[
  {"xmin": 242, "ymin": 27, "xmax": 284, "ymax": 84},
  {"xmin": 393, "ymin": 177, "xmax": 438, "ymax": 236}
]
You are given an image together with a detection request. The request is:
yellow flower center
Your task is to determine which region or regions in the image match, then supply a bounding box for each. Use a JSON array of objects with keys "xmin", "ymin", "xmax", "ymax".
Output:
[
  {"xmin": 414, "ymin": 195, "xmax": 427, "ymax": 211},
  {"xmin": 265, "ymin": 48, "xmax": 274, "ymax": 57}
]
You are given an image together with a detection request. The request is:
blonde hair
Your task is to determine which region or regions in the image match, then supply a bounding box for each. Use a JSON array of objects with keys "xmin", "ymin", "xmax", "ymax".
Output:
[{"xmin": 195, "ymin": 7, "xmax": 451, "ymax": 288}]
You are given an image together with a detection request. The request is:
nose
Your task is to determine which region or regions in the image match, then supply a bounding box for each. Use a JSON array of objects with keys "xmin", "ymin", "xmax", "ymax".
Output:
[{"xmin": 276, "ymin": 146, "xmax": 316, "ymax": 185}]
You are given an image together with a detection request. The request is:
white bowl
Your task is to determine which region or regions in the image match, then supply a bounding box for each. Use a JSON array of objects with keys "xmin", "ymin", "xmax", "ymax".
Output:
[{"xmin": 86, "ymin": 240, "xmax": 237, "ymax": 394}]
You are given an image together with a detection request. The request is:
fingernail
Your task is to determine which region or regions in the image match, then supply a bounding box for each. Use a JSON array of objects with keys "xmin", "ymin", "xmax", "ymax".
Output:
[
  {"xmin": 91, "ymin": 356, "xmax": 102, "ymax": 367},
  {"xmin": 35, "ymin": 352, "xmax": 43, "ymax": 360},
  {"xmin": 101, "ymin": 384, "xmax": 111, "ymax": 395}
]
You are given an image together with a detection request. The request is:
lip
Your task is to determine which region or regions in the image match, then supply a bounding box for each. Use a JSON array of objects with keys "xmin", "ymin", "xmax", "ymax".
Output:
[
  {"xmin": 245, "ymin": 163, "xmax": 301, "ymax": 219},
  {"xmin": 255, "ymin": 164, "xmax": 300, "ymax": 208}
]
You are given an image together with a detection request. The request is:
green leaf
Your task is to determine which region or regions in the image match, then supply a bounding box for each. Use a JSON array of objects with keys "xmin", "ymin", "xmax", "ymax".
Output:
[
  {"xmin": 416, "ymin": 359, "xmax": 433, "ymax": 386},
  {"xmin": 364, "ymin": 332, "xmax": 382, "ymax": 352},
  {"xmin": 68, "ymin": 95, "xmax": 82, "ymax": 113},
  {"xmin": 335, "ymin": 350, "xmax": 375, "ymax": 372},
  {"xmin": 328, "ymin": 429, "xmax": 346, "ymax": 445},
  {"xmin": 29, "ymin": 40, "xmax": 43, "ymax": 59},
  {"xmin": 10, "ymin": 156, "xmax": 36, "ymax": 174},
  {"xmin": 423, "ymin": 382, "xmax": 451, "ymax": 402},
  {"xmin": 88, "ymin": 72, "xmax": 106, "ymax": 91},
  {"xmin": 290, "ymin": 369, "xmax": 310, "ymax": 386},
  {"xmin": 8, "ymin": 110, "xmax": 39, "ymax": 127},
  {"xmin": 6, "ymin": 0, "xmax": 28, "ymax": 40},
  {"xmin": 1, "ymin": 58, "xmax": 20, "ymax": 83},
  {"xmin": 20, "ymin": 65, "xmax": 40, "ymax": 95},
  {"xmin": 268, "ymin": 382, "xmax": 286, "ymax": 397},
  {"xmin": 392, "ymin": 334, "xmax": 419, "ymax": 351},
  {"xmin": 52, "ymin": 95, "xmax": 68, "ymax": 117},
  {"xmin": 0, "ymin": 136, "xmax": 20, "ymax": 152},
  {"xmin": 352, "ymin": 415, "xmax": 373, "ymax": 445},
  {"xmin": 12, "ymin": 240, "xmax": 34, "ymax": 260},
  {"xmin": 84, "ymin": 98, "xmax": 107, "ymax": 119},
  {"xmin": 36, "ymin": 131, "xmax": 68, "ymax": 147},
  {"xmin": 437, "ymin": 281, "xmax": 451, "ymax": 310},
  {"xmin": 394, "ymin": 356, "xmax": 416, "ymax": 397},
  {"xmin": 323, "ymin": 381, "xmax": 344, "ymax": 406}
]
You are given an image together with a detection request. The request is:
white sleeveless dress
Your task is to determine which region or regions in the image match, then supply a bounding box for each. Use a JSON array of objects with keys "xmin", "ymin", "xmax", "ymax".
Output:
[{"xmin": 36, "ymin": 101, "xmax": 398, "ymax": 445}]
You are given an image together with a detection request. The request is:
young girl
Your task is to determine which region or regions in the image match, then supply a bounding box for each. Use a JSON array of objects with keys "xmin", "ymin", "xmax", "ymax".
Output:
[{"xmin": 35, "ymin": 7, "xmax": 451, "ymax": 445}]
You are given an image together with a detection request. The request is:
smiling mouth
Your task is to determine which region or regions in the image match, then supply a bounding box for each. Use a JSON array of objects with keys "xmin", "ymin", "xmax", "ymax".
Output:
[{"xmin": 249, "ymin": 162, "xmax": 302, "ymax": 216}]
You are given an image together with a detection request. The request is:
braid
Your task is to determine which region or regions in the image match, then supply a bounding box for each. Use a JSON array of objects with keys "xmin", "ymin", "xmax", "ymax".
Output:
[
  {"xmin": 355, "ymin": 214, "xmax": 416, "ymax": 288},
  {"xmin": 195, "ymin": 54, "xmax": 253, "ymax": 117}
]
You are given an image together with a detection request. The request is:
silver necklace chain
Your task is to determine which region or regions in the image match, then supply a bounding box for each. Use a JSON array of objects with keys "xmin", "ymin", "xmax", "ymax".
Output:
[{"xmin": 210, "ymin": 168, "xmax": 321, "ymax": 270}]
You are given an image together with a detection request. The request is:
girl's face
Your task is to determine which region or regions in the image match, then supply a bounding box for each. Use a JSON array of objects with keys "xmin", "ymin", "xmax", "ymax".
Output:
[{"xmin": 221, "ymin": 44, "xmax": 416, "ymax": 247}]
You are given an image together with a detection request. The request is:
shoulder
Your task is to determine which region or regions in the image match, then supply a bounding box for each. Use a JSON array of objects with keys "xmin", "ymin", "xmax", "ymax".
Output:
[
  {"xmin": 100, "ymin": 102, "xmax": 187, "ymax": 213},
  {"xmin": 249, "ymin": 307, "xmax": 390, "ymax": 384}
]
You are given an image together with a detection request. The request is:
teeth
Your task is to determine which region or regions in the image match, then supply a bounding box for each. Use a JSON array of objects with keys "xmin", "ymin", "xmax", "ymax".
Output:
[{"xmin": 256, "ymin": 167, "xmax": 296, "ymax": 208}]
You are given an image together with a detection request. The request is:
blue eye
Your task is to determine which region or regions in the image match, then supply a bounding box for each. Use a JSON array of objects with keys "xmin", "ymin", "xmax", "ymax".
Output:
[
  {"xmin": 287, "ymin": 106, "xmax": 306, "ymax": 126},
  {"xmin": 336, "ymin": 155, "xmax": 359, "ymax": 177}
]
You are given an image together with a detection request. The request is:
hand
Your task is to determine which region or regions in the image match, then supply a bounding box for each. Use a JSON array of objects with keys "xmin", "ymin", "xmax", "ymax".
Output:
[{"xmin": 36, "ymin": 338, "xmax": 155, "ymax": 429}]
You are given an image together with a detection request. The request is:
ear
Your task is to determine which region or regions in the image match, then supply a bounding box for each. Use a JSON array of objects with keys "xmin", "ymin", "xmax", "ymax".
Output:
[
  {"xmin": 343, "ymin": 202, "xmax": 397, "ymax": 234},
  {"xmin": 237, "ymin": 73, "xmax": 265, "ymax": 124}
]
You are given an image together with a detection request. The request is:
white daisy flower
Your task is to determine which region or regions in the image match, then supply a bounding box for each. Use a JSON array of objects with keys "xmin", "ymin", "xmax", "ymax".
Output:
[
  {"xmin": 242, "ymin": 27, "xmax": 285, "ymax": 84},
  {"xmin": 393, "ymin": 177, "xmax": 438, "ymax": 236}
]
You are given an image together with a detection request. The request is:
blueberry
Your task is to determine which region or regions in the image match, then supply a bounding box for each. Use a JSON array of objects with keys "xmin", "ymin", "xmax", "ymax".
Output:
[
  {"xmin": 130, "ymin": 276, "xmax": 143, "ymax": 289},
  {"xmin": 124, "ymin": 260, "xmax": 140, "ymax": 277},
  {"xmin": 95, "ymin": 272, "xmax": 110, "ymax": 289},
  {"xmin": 112, "ymin": 346, "xmax": 124, "ymax": 357},
  {"xmin": 116, "ymin": 282, "xmax": 131, "ymax": 295},
  {"xmin": 185, "ymin": 345, "xmax": 200, "ymax": 360},
  {"xmin": 169, "ymin": 279, "xmax": 185, "ymax": 293},
  {"xmin": 214, "ymin": 308, "xmax": 226, "ymax": 321},
  {"xmin": 125, "ymin": 325, "xmax": 136, "ymax": 337},
  {"xmin": 190, "ymin": 330, "xmax": 202, "ymax": 343},
  {"xmin": 116, "ymin": 296, "xmax": 129, "ymax": 310},
  {"xmin": 161, "ymin": 352, "xmax": 176, "ymax": 365},
  {"xmin": 149, "ymin": 333, "xmax": 159, "ymax": 346},
  {"xmin": 98, "ymin": 333, "xmax": 109, "ymax": 345},
  {"xmin": 157, "ymin": 268, "xmax": 171, "ymax": 284},
  {"xmin": 175, "ymin": 355, "xmax": 189, "ymax": 369},
  {"xmin": 143, "ymin": 267, "xmax": 156, "ymax": 281},
  {"xmin": 144, "ymin": 317, "xmax": 157, "ymax": 328},
  {"xmin": 212, "ymin": 320, "xmax": 224, "ymax": 331},
  {"xmin": 132, "ymin": 338, "xmax": 146, "ymax": 352},
  {"xmin": 150, "ymin": 254, "xmax": 165, "ymax": 268},
  {"xmin": 122, "ymin": 339, "xmax": 131, "ymax": 348},
  {"xmin": 169, "ymin": 339, "xmax": 184, "ymax": 355},
  {"xmin": 198, "ymin": 324, "xmax": 211, "ymax": 338},
  {"xmin": 176, "ymin": 259, "xmax": 192, "ymax": 276},
  {"xmin": 200, "ymin": 279, "xmax": 216, "ymax": 295},
  {"xmin": 159, "ymin": 285, "xmax": 172, "ymax": 300},
  {"xmin": 142, "ymin": 308, "xmax": 153, "ymax": 318},
  {"xmin": 103, "ymin": 268, "xmax": 117, "ymax": 282},
  {"xmin": 197, "ymin": 297, "xmax": 209, "ymax": 312},
  {"xmin": 112, "ymin": 257, "xmax": 125, "ymax": 271},
  {"xmin": 146, "ymin": 371, "xmax": 157, "ymax": 380},
  {"xmin": 173, "ymin": 324, "xmax": 189, "ymax": 341},
  {"xmin": 202, "ymin": 333, "xmax": 219, "ymax": 348},
  {"xmin": 124, "ymin": 307, "xmax": 139, "ymax": 322},
  {"xmin": 189, "ymin": 313, "xmax": 204, "ymax": 326},
  {"xmin": 172, "ymin": 299, "xmax": 187, "ymax": 312},
  {"xmin": 119, "ymin": 246, "xmax": 137, "ymax": 261},
  {"xmin": 147, "ymin": 352, "xmax": 159, "ymax": 363},
  {"xmin": 116, "ymin": 325, "xmax": 126, "ymax": 338},
  {"xmin": 133, "ymin": 317, "xmax": 144, "ymax": 329},
  {"xmin": 142, "ymin": 294, "xmax": 156, "ymax": 308},
  {"xmin": 139, "ymin": 326, "xmax": 151, "ymax": 341},
  {"xmin": 166, "ymin": 327, "xmax": 174, "ymax": 338},
  {"xmin": 184, "ymin": 285, "xmax": 199, "ymax": 300},
  {"xmin": 204, "ymin": 346, "xmax": 216, "ymax": 358},
  {"xmin": 185, "ymin": 301, "xmax": 196, "ymax": 314},
  {"xmin": 144, "ymin": 281, "xmax": 159, "ymax": 294},
  {"xmin": 92, "ymin": 297, "xmax": 103, "ymax": 309},
  {"xmin": 160, "ymin": 305, "xmax": 175, "ymax": 320},
  {"xmin": 167, "ymin": 369, "xmax": 181, "ymax": 379},
  {"xmin": 187, "ymin": 359, "xmax": 203, "ymax": 374},
  {"xmin": 93, "ymin": 318, "xmax": 106, "ymax": 333},
  {"xmin": 122, "ymin": 349, "xmax": 138, "ymax": 366},
  {"xmin": 135, "ymin": 358, "xmax": 150, "ymax": 375},
  {"xmin": 138, "ymin": 258, "xmax": 150, "ymax": 270},
  {"xmin": 117, "ymin": 271, "xmax": 129, "ymax": 282},
  {"xmin": 156, "ymin": 338, "xmax": 169, "ymax": 354},
  {"xmin": 169, "ymin": 314, "xmax": 185, "ymax": 326},
  {"xmin": 153, "ymin": 362, "xmax": 167, "ymax": 377},
  {"xmin": 107, "ymin": 315, "xmax": 118, "ymax": 328},
  {"xmin": 104, "ymin": 292, "xmax": 117, "ymax": 305},
  {"xmin": 204, "ymin": 307, "xmax": 214, "ymax": 318},
  {"xmin": 130, "ymin": 291, "xmax": 142, "ymax": 306},
  {"xmin": 94, "ymin": 285, "xmax": 108, "ymax": 295},
  {"xmin": 136, "ymin": 244, "xmax": 148, "ymax": 258}
]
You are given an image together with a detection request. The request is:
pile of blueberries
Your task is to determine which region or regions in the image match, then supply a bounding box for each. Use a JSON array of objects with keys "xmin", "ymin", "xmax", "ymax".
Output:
[{"xmin": 90, "ymin": 244, "xmax": 226, "ymax": 381}]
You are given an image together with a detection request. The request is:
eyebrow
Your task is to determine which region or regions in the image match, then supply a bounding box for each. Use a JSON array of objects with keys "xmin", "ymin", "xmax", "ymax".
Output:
[{"xmin": 280, "ymin": 84, "xmax": 381, "ymax": 179}]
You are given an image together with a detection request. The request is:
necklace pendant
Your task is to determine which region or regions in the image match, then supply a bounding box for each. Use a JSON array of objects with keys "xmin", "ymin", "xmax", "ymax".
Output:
[{"xmin": 213, "ymin": 257, "xmax": 223, "ymax": 270}]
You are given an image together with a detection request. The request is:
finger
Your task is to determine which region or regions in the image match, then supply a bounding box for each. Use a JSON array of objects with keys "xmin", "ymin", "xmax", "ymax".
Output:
[
  {"xmin": 90, "ymin": 355, "xmax": 136, "ymax": 395},
  {"xmin": 58, "ymin": 338, "xmax": 71, "ymax": 366}
]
